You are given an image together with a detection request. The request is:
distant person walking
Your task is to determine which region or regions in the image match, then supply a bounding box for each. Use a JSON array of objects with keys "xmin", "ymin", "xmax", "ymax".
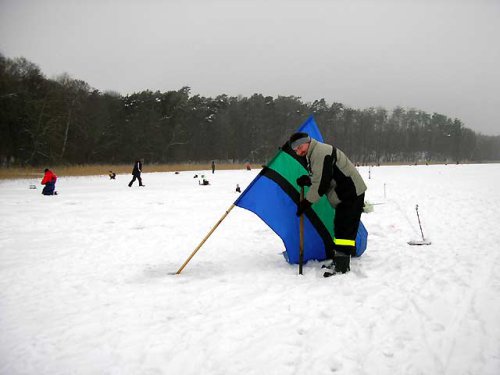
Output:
[
  {"xmin": 41, "ymin": 168, "xmax": 57, "ymax": 195},
  {"xmin": 211, "ymin": 160, "xmax": 216, "ymax": 174},
  {"xmin": 128, "ymin": 160, "xmax": 145, "ymax": 187}
]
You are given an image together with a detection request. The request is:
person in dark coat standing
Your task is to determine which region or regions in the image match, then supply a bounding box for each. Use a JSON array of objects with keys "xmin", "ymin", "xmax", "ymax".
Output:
[
  {"xmin": 128, "ymin": 160, "xmax": 145, "ymax": 187},
  {"xmin": 290, "ymin": 132, "xmax": 367, "ymax": 276},
  {"xmin": 41, "ymin": 168, "xmax": 57, "ymax": 195},
  {"xmin": 211, "ymin": 160, "xmax": 216, "ymax": 174}
]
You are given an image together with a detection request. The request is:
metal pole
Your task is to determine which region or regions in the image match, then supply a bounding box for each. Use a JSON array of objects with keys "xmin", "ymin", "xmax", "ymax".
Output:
[
  {"xmin": 299, "ymin": 187, "xmax": 304, "ymax": 275},
  {"xmin": 415, "ymin": 204, "xmax": 426, "ymax": 241}
]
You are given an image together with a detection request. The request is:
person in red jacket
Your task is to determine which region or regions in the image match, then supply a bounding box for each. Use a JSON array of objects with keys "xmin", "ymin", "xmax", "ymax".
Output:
[{"xmin": 41, "ymin": 168, "xmax": 57, "ymax": 195}]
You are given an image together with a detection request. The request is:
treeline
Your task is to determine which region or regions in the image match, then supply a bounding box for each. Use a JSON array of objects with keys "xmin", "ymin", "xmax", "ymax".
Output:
[{"xmin": 1, "ymin": 54, "xmax": 499, "ymax": 167}]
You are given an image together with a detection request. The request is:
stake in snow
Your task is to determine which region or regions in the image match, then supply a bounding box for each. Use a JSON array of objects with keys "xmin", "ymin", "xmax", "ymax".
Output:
[{"xmin": 408, "ymin": 204, "xmax": 432, "ymax": 246}]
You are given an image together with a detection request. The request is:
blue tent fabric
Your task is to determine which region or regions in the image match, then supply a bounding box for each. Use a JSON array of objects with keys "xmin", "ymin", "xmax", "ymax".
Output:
[
  {"xmin": 355, "ymin": 221, "xmax": 368, "ymax": 257},
  {"xmin": 235, "ymin": 116, "xmax": 368, "ymax": 264},
  {"xmin": 235, "ymin": 174, "xmax": 327, "ymax": 264},
  {"xmin": 296, "ymin": 115, "xmax": 324, "ymax": 142}
]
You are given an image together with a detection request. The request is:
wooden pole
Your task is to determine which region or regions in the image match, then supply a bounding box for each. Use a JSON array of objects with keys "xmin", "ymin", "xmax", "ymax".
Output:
[
  {"xmin": 176, "ymin": 204, "xmax": 236, "ymax": 275},
  {"xmin": 299, "ymin": 187, "xmax": 304, "ymax": 275}
]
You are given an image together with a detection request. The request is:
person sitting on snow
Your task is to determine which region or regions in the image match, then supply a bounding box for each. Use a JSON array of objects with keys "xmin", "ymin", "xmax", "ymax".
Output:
[
  {"xmin": 109, "ymin": 171, "xmax": 116, "ymax": 179},
  {"xmin": 41, "ymin": 168, "xmax": 57, "ymax": 195},
  {"xmin": 199, "ymin": 178, "xmax": 210, "ymax": 186}
]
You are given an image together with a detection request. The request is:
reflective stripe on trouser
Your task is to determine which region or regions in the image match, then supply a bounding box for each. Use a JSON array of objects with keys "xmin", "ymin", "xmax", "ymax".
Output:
[
  {"xmin": 333, "ymin": 238, "xmax": 355, "ymax": 257},
  {"xmin": 334, "ymin": 238, "xmax": 355, "ymax": 247}
]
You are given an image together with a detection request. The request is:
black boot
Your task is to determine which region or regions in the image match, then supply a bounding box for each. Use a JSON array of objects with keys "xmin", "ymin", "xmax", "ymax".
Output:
[{"xmin": 334, "ymin": 251, "xmax": 350, "ymax": 274}]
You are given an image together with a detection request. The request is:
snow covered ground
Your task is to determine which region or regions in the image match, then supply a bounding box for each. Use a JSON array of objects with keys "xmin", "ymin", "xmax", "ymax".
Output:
[{"xmin": 1, "ymin": 164, "xmax": 499, "ymax": 375}]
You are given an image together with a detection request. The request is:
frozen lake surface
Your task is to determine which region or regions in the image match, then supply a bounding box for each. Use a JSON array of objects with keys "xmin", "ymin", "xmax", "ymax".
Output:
[{"xmin": 1, "ymin": 164, "xmax": 499, "ymax": 374}]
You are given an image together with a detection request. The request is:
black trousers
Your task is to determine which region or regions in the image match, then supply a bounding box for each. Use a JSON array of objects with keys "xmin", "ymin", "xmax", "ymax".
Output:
[
  {"xmin": 128, "ymin": 174, "xmax": 143, "ymax": 187},
  {"xmin": 334, "ymin": 193, "xmax": 365, "ymax": 256},
  {"xmin": 42, "ymin": 182, "xmax": 56, "ymax": 195}
]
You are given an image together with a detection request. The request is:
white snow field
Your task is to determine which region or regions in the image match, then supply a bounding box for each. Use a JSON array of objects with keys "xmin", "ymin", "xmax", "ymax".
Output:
[{"xmin": 1, "ymin": 164, "xmax": 499, "ymax": 375}]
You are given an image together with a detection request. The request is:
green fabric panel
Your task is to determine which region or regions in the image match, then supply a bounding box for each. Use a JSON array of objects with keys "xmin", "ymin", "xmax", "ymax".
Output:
[
  {"xmin": 267, "ymin": 151, "xmax": 307, "ymax": 191},
  {"xmin": 309, "ymin": 193, "xmax": 335, "ymax": 238},
  {"xmin": 267, "ymin": 151, "xmax": 335, "ymax": 238}
]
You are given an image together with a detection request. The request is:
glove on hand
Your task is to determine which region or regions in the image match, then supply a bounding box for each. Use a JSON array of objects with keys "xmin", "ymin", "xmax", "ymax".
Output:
[
  {"xmin": 296, "ymin": 199, "xmax": 312, "ymax": 216},
  {"xmin": 296, "ymin": 175, "xmax": 312, "ymax": 187}
]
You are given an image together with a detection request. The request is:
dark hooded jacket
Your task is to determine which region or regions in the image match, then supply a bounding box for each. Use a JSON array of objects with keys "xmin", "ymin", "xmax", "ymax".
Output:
[{"xmin": 132, "ymin": 161, "xmax": 142, "ymax": 176}]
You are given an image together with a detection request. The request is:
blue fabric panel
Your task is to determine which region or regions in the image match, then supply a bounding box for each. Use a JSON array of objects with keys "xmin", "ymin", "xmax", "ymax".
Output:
[
  {"xmin": 236, "ymin": 175, "xmax": 327, "ymax": 264},
  {"xmin": 355, "ymin": 221, "xmax": 368, "ymax": 257},
  {"xmin": 297, "ymin": 116, "xmax": 324, "ymax": 142}
]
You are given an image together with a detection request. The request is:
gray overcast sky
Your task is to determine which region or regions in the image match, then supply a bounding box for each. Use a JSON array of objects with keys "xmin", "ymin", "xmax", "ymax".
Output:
[{"xmin": 1, "ymin": 0, "xmax": 499, "ymax": 135}]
